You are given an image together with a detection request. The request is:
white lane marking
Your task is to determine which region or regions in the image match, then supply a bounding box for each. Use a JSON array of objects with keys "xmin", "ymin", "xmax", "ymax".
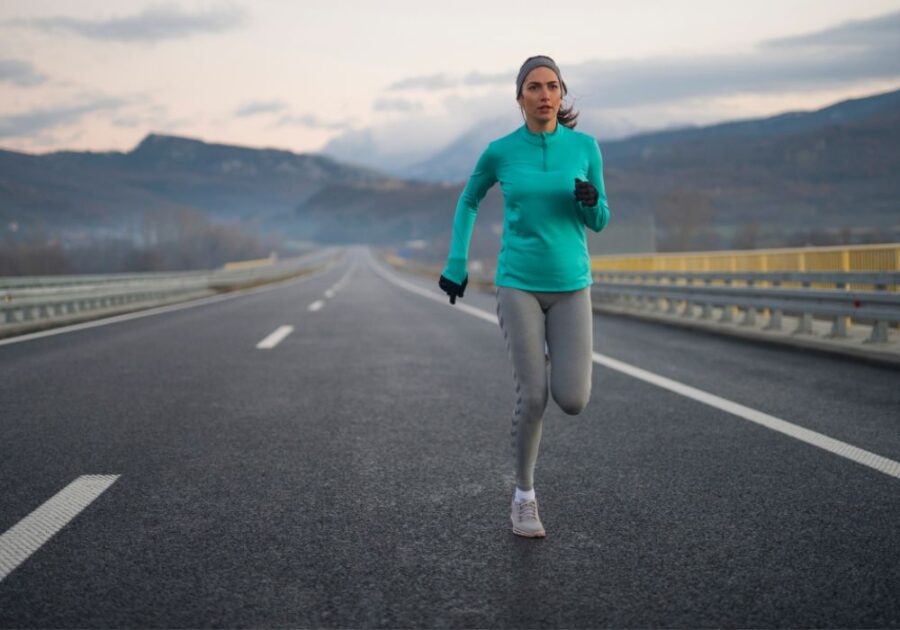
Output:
[
  {"xmin": 329, "ymin": 261, "xmax": 358, "ymax": 294},
  {"xmin": 308, "ymin": 300, "xmax": 324, "ymax": 312},
  {"xmin": 325, "ymin": 289, "xmax": 335, "ymax": 298},
  {"xmin": 592, "ymin": 353, "xmax": 900, "ymax": 479},
  {"xmin": 0, "ymin": 475, "xmax": 120, "ymax": 582},
  {"xmin": 368, "ymin": 258, "xmax": 495, "ymax": 323},
  {"xmin": 369, "ymin": 255, "xmax": 900, "ymax": 481},
  {"xmin": 256, "ymin": 325, "xmax": 294, "ymax": 349},
  {"xmin": 0, "ymin": 255, "xmax": 340, "ymax": 347}
]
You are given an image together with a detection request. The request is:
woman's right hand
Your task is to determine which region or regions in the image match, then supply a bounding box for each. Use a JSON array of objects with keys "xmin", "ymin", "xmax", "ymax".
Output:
[{"xmin": 438, "ymin": 274, "xmax": 468, "ymax": 305}]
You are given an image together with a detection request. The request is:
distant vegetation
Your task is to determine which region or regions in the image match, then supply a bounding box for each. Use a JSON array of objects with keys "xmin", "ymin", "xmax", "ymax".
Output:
[
  {"xmin": 0, "ymin": 87, "xmax": 897, "ymax": 275},
  {"xmin": 0, "ymin": 207, "xmax": 281, "ymax": 275}
]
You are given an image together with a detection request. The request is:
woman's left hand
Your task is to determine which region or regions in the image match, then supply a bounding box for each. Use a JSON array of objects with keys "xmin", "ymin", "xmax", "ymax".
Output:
[{"xmin": 574, "ymin": 178, "xmax": 598, "ymax": 207}]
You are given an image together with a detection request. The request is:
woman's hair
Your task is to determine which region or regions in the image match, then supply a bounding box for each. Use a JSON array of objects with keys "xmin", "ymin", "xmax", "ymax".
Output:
[{"xmin": 516, "ymin": 55, "xmax": 579, "ymax": 129}]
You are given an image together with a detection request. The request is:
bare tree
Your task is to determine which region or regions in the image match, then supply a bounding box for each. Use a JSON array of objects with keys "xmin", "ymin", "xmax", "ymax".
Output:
[
  {"xmin": 732, "ymin": 221, "xmax": 760, "ymax": 250},
  {"xmin": 654, "ymin": 188, "xmax": 718, "ymax": 251}
]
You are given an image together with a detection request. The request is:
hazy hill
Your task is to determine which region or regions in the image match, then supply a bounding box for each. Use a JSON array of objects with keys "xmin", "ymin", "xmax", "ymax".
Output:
[
  {"xmin": 400, "ymin": 117, "xmax": 510, "ymax": 183},
  {"xmin": 0, "ymin": 134, "xmax": 387, "ymax": 238},
  {"xmin": 1, "ymin": 87, "xmax": 898, "ymax": 257},
  {"xmin": 402, "ymin": 87, "xmax": 900, "ymax": 184},
  {"xmin": 603, "ymin": 92, "xmax": 900, "ymax": 239},
  {"xmin": 305, "ymin": 87, "xmax": 900, "ymax": 252}
]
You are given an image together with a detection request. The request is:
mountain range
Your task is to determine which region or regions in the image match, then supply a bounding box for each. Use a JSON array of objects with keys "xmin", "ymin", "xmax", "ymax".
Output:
[{"xmin": 1, "ymin": 87, "xmax": 898, "ymax": 258}]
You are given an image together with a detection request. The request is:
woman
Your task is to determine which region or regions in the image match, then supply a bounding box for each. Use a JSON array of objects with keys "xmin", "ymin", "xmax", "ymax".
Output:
[{"xmin": 438, "ymin": 55, "xmax": 610, "ymax": 538}]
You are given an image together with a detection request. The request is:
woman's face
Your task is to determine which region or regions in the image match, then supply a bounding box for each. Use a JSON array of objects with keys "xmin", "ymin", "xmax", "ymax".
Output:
[{"xmin": 517, "ymin": 66, "xmax": 562, "ymax": 125}]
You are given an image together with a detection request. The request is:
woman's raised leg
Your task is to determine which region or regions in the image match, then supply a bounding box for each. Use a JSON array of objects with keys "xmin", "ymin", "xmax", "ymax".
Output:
[{"xmin": 545, "ymin": 286, "xmax": 593, "ymax": 415}]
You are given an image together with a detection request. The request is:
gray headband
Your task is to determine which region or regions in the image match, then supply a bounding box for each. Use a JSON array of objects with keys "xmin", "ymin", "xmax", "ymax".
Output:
[{"xmin": 516, "ymin": 55, "xmax": 567, "ymax": 98}]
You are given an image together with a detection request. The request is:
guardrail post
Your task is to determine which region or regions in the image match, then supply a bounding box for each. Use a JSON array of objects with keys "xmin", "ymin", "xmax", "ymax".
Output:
[
  {"xmin": 700, "ymin": 279, "xmax": 713, "ymax": 319},
  {"xmin": 827, "ymin": 315, "xmax": 848, "ymax": 338},
  {"xmin": 719, "ymin": 304, "xmax": 733, "ymax": 323},
  {"xmin": 661, "ymin": 275, "xmax": 676, "ymax": 314},
  {"xmin": 625, "ymin": 277, "xmax": 637, "ymax": 308},
  {"xmin": 866, "ymin": 321, "xmax": 889, "ymax": 343},
  {"xmin": 740, "ymin": 280, "xmax": 757, "ymax": 326},
  {"xmin": 764, "ymin": 280, "xmax": 783, "ymax": 330},
  {"xmin": 682, "ymin": 281, "xmax": 695, "ymax": 318},
  {"xmin": 718, "ymin": 279, "xmax": 734, "ymax": 323},
  {"xmin": 861, "ymin": 282, "xmax": 891, "ymax": 344},
  {"xmin": 638, "ymin": 274, "xmax": 650, "ymax": 310},
  {"xmin": 827, "ymin": 280, "xmax": 849, "ymax": 338},
  {"xmin": 793, "ymin": 312, "xmax": 814, "ymax": 335},
  {"xmin": 641, "ymin": 275, "xmax": 659, "ymax": 311},
  {"xmin": 792, "ymin": 281, "xmax": 814, "ymax": 335}
]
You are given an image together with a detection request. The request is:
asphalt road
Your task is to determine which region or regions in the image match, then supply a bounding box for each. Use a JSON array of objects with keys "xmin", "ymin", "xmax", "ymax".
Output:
[{"xmin": 1, "ymin": 245, "xmax": 898, "ymax": 629}]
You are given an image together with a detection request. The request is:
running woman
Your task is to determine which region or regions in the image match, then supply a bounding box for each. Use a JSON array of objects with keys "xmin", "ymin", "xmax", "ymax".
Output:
[{"xmin": 438, "ymin": 55, "xmax": 611, "ymax": 538}]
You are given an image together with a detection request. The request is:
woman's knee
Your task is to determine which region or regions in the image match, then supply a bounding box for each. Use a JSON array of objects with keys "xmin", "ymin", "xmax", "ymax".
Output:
[
  {"xmin": 554, "ymin": 388, "xmax": 591, "ymax": 415},
  {"xmin": 518, "ymin": 390, "xmax": 548, "ymax": 419}
]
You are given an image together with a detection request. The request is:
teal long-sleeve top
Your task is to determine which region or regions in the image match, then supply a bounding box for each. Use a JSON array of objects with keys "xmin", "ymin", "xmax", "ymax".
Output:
[{"xmin": 442, "ymin": 122, "xmax": 610, "ymax": 292}]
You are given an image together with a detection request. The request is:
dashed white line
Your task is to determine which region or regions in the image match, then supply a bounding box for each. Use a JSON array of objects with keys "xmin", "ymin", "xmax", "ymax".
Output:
[
  {"xmin": 308, "ymin": 300, "xmax": 324, "ymax": 312},
  {"xmin": 325, "ymin": 289, "xmax": 335, "ymax": 298},
  {"xmin": 369, "ymin": 255, "xmax": 900, "ymax": 481},
  {"xmin": 256, "ymin": 325, "xmax": 294, "ymax": 349},
  {"xmin": 0, "ymin": 475, "xmax": 120, "ymax": 582}
]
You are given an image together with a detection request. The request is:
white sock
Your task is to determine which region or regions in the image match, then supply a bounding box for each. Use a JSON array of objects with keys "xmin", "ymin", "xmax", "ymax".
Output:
[{"xmin": 514, "ymin": 487, "xmax": 536, "ymax": 502}]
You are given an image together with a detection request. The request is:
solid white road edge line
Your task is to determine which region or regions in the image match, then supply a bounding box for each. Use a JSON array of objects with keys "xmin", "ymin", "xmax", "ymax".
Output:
[
  {"xmin": 0, "ymin": 475, "xmax": 120, "ymax": 582},
  {"xmin": 334, "ymin": 261, "xmax": 358, "ymax": 291},
  {"xmin": 592, "ymin": 352, "xmax": 900, "ymax": 479},
  {"xmin": 256, "ymin": 325, "xmax": 294, "ymax": 349},
  {"xmin": 0, "ymin": 255, "xmax": 339, "ymax": 347},
  {"xmin": 369, "ymin": 255, "xmax": 900, "ymax": 481}
]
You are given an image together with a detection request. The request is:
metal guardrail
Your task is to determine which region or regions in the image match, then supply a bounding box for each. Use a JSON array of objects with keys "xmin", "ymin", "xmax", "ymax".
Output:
[
  {"xmin": 0, "ymin": 249, "xmax": 338, "ymax": 330},
  {"xmin": 592, "ymin": 271, "xmax": 900, "ymax": 343}
]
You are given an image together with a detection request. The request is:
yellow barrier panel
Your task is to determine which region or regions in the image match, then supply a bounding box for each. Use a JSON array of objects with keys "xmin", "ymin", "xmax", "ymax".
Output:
[
  {"xmin": 592, "ymin": 243, "xmax": 900, "ymax": 275},
  {"xmin": 222, "ymin": 253, "xmax": 278, "ymax": 270}
]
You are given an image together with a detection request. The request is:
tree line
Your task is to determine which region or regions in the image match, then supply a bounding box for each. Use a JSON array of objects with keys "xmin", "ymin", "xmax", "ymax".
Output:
[{"xmin": 0, "ymin": 207, "xmax": 284, "ymax": 276}]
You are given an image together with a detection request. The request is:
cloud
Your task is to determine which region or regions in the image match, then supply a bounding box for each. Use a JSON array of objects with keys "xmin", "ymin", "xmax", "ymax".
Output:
[
  {"xmin": 0, "ymin": 59, "xmax": 46, "ymax": 87},
  {"xmin": 462, "ymin": 71, "xmax": 508, "ymax": 87},
  {"xmin": 326, "ymin": 10, "xmax": 900, "ymax": 177},
  {"xmin": 387, "ymin": 73, "xmax": 456, "ymax": 91},
  {"xmin": 275, "ymin": 113, "xmax": 352, "ymax": 131},
  {"xmin": 0, "ymin": 98, "xmax": 126, "ymax": 138},
  {"xmin": 761, "ymin": 9, "xmax": 900, "ymax": 49},
  {"xmin": 373, "ymin": 97, "xmax": 423, "ymax": 112},
  {"xmin": 382, "ymin": 10, "xmax": 900, "ymax": 110},
  {"xmin": 112, "ymin": 116, "xmax": 140, "ymax": 128},
  {"xmin": 235, "ymin": 100, "xmax": 287, "ymax": 117},
  {"xmin": 387, "ymin": 71, "xmax": 511, "ymax": 93},
  {"xmin": 323, "ymin": 91, "xmax": 519, "ymax": 172},
  {"xmin": 6, "ymin": 3, "xmax": 247, "ymax": 43},
  {"xmin": 565, "ymin": 10, "xmax": 900, "ymax": 108}
]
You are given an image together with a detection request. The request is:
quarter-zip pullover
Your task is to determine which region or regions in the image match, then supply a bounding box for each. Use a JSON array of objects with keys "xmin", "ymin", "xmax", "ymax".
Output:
[{"xmin": 442, "ymin": 122, "xmax": 610, "ymax": 292}]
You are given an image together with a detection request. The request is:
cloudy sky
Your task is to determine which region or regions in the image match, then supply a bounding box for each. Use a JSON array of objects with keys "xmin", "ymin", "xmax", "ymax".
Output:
[{"xmin": 1, "ymin": 0, "xmax": 899, "ymax": 166}]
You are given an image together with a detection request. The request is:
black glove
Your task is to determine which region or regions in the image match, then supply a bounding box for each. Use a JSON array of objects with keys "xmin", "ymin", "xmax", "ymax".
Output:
[
  {"xmin": 574, "ymin": 178, "xmax": 599, "ymax": 207},
  {"xmin": 438, "ymin": 274, "xmax": 468, "ymax": 305}
]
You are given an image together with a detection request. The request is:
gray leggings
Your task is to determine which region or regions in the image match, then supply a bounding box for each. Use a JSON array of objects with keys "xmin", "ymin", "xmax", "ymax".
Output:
[{"xmin": 495, "ymin": 285, "xmax": 594, "ymax": 491}]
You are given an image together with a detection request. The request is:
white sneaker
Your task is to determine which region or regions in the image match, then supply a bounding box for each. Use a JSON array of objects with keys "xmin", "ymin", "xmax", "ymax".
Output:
[{"xmin": 511, "ymin": 498, "xmax": 546, "ymax": 538}]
